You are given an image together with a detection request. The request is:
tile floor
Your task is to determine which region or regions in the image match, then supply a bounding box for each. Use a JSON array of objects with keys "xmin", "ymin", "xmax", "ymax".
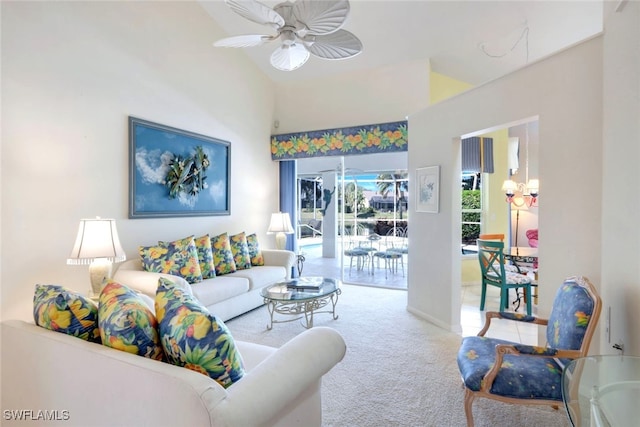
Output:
[
  {"xmin": 460, "ymin": 284, "xmax": 539, "ymax": 345},
  {"xmin": 300, "ymin": 242, "xmax": 540, "ymax": 345}
]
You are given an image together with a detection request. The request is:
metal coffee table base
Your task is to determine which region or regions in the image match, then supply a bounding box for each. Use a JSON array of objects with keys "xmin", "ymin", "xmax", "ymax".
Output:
[{"xmin": 264, "ymin": 289, "xmax": 341, "ymax": 330}]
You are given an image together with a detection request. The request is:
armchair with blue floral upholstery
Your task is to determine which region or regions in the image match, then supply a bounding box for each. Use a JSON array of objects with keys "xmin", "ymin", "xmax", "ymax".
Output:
[{"xmin": 456, "ymin": 276, "xmax": 602, "ymax": 427}]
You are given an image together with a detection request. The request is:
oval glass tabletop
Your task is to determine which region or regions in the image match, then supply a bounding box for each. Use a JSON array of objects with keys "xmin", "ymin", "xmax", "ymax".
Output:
[
  {"xmin": 562, "ymin": 355, "xmax": 640, "ymax": 427},
  {"xmin": 261, "ymin": 277, "xmax": 341, "ymax": 301}
]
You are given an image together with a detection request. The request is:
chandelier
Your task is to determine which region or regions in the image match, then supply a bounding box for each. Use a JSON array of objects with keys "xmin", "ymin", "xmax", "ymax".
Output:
[{"xmin": 502, "ymin": 122, "xmax": 539, "ymax": 208}]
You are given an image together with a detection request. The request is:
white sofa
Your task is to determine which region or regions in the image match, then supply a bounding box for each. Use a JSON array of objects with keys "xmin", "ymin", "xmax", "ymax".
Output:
[
  {"xmin": 1, "ymin": 320, "xmax": 346, "ymax": 427},
  {"xmin": 113, "ymin": 249, "xmax": 296, "ymax": 321}
]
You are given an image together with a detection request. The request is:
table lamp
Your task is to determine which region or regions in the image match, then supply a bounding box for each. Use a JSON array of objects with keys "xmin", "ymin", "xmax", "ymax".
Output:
[
  {"xmin": 67, "ymin": 217, "xmax": 126, "ymax": 297},
  {"xmin": 267, "ymin": 212, "xmax": 294, "ymax": 250}
]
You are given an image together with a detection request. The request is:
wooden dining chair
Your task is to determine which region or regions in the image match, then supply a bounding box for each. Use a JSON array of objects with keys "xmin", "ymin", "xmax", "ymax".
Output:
[{"xmin": 478, "ymin": 233, "xmax": 505, "ymax": 241}]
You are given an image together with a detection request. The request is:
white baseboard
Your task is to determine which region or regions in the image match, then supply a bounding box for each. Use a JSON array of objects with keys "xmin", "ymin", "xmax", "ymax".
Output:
[{"xmin": 406, "ymin": 305, "xmax": 462, "ymax": 334}]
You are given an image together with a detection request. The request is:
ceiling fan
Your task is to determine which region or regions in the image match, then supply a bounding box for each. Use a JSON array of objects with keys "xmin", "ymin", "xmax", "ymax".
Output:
[{"xmin": 214, "ymin": 0, "xmax": 363, "ymax": 71}]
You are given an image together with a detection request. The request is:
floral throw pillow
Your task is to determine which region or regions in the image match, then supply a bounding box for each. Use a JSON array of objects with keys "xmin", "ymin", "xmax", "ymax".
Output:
[
  {"xmin": 98, "ymin": 280, "xmax": 164, "ymax": 361},
  {"xmin": 210, "ymin": 233, "xmax": 237, "ymax": 275},
  {"xmin": 139, "ymin": 235, "xmax": 203, "ymax": 284},
  {"xmin": 194, "ymin": 234, "xmax": 216, "ymax": 279},
  {"xmin": 246, "ymin": 233, "xmax": 265, "ymax": 266},
  {"xmin": 229, "ymin": 232, "xmax": 252, "ymax": 270},
  {"xmin": 33, "ymin": 284, "xmax": 101, "ymax": 343},
  {"xmin": 155, "ymin": 278, "xmax": 245, "ymax": 388}
]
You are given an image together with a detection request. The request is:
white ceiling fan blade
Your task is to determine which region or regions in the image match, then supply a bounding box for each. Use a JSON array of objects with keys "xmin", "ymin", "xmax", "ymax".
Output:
[
  {"xmin": 293, "ymin": 0, "xmax": 350, "ymax": 35},
  {"xmin": 270, "ymin": 43, "xmax": 310, "ymax": 71},
  {"xmin": 225, "ymin": 0, "xmax": 285, "ymax": 30},
  {"xmin": 214, "ymin": 34, "xmax": 274, "ymax": 48},
  {"xmin": 306, "ymin": 29, "xmax": 362, "ymax": 60}
]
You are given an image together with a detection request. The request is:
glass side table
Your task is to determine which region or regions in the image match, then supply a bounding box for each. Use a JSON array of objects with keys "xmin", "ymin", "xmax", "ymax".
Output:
[{"xmin": 562, "ymin": 355, "xmax": 640, "ymax": 427}]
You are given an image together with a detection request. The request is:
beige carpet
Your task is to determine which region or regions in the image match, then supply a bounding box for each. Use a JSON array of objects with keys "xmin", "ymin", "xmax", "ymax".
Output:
[{"xmin": 225, "ymin": 284, "xmax": 569, "ymax": 427}]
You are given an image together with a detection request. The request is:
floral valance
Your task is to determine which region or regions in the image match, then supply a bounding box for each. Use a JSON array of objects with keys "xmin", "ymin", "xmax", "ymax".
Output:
[{"xmin": 270, "ymin": 120, "xmax": 408, "ymax": 160}]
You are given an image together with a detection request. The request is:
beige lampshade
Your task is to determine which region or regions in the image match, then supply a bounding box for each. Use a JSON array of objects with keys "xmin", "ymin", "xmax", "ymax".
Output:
[
  {"xmin": 67, "ymin": 218, "xmax": 126, "ymax": 264},
  {"xmin": 267, "ymin": 212, "xmax": 294, "ymax": 234},
  {"xmin": 526, "ymin": 179, "xmax": 540, "ymax": 195},
  {"xmin": 267, "ymin": 212, "xmax": 294, "ymax": 250},
  {"xmin": 501, "ymin": 180, "xmax": 518, "ymax": 194},
  {"xmin": 67, "ymin": 218, "xmax": 126, "ymax": 297}
]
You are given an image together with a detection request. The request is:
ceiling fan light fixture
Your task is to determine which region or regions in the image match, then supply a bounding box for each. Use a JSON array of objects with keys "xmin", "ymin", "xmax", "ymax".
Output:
[
  {"xmin": 270, "ymin": 43, "xmax": 310, "ymax": 71},
  {"xmin": 215, "ymin": 0, "xmax": 362, "ymax": 71}
]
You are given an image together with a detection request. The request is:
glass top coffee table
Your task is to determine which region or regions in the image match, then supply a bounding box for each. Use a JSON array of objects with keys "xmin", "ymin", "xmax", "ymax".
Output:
[
  {"xmin": 562, "ymin": 355, "xmax": 640, "ymax": 426},
  {"xmin": 261, "ymin": 277, "xmax": 341, "ymax": 330}
]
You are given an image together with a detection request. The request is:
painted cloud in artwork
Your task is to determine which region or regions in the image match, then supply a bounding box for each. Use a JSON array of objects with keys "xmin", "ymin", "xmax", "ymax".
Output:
[{"xmin": 135, "ymin": 147, "xmax": 172, "ymax": 185}]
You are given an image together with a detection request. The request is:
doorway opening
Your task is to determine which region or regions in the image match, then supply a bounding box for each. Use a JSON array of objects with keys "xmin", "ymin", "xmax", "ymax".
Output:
[
  {"xmin": 296, "ymin": 155, "xmax": 408, "ymax": 289},
  {"xmin": 460, "ymin": 118, "xmax": 539, "ymax": 339}
]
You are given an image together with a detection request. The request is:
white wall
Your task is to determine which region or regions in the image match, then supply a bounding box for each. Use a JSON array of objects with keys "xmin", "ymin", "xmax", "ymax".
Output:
[
  {"xmin": 408, "ymin": 37, "xmax": 604, "ymax": 341},
  {"xmin": 1, "ymin": 1, "xmax": 277, "ymax": 321},
  {"xmin": 601, "ymin": 0, "xmax": 640, "ymax": 356},
  {"xmin": 273, "ymin": 59, "xmax": 431, "ymax": 134}
]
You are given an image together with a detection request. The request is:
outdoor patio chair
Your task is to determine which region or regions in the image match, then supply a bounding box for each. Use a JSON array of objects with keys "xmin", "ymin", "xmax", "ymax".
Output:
[
  {"xmin": 373, "ymin": 228, "xmax": 406, "ymax": 279},
  {"xmin": 343, "ymin": 225, "xmax": 374, "ymax": 275}
]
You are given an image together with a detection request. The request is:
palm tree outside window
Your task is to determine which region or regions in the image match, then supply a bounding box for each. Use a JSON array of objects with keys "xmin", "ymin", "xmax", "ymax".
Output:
[{"xmin": 375, "ymin": 173, "xmax": 409, "ymax": 220}]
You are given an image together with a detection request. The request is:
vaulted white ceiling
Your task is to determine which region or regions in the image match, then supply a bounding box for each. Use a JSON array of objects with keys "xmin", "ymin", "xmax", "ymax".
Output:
[{"xmin": 200, "ymin": 0, "xmax": 603, "ymax": 85}]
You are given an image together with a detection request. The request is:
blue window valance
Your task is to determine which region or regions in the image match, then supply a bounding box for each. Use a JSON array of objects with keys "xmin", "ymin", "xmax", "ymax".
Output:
[
  {"xmin": 271, "ymin": 120, "xmax": 408, "ymax": 160},
  {"xmin": 461, "ymin": 137, "xmax": 494, "ymax": 173}
]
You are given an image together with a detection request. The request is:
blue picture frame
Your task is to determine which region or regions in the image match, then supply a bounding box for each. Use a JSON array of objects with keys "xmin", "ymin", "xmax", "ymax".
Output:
[{"xmin": 129, "ymin": 117, "xmax": 230, "ymax": 218}]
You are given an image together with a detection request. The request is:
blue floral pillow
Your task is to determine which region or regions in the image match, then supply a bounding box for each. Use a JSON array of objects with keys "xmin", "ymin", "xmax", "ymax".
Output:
[
  {"xmin": 229, "ymin": 232, "xmax": 252, "ymax": 270},
  {"xmin": 246, "ymin": 233, "xmax": 265, "ymax": 266},
  {"xmin": 194, "ymin": 234, "xmax": 216, "ymax": 279},
  {"xmin": 33, "ymin": 284, "xmax": 100, "ymax": 343},
  {"xmin": 98, "ymin": 280, "xmax": 164, "ymax": 361},
  {"xmin": 211, "ymin": 233, "xmax": 237, "ymax": 275},
  {"xmin": 140, "ymin": 235, "xmax": 203, "ymax": 284},
  {"xmin": 155, "ymin": 278, "xmax": 245, "ymax": 388}
]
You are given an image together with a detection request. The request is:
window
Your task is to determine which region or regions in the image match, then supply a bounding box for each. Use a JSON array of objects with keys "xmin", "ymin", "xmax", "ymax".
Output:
[{"xmin": 461, "ymin": 172, "xmax": 482, "ymax": 251}]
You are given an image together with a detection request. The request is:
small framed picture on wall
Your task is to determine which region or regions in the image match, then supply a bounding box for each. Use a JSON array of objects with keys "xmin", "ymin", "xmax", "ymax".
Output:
[{"xmin": 416, "ymin": 166, "xmax": 440, "ymax": 213}]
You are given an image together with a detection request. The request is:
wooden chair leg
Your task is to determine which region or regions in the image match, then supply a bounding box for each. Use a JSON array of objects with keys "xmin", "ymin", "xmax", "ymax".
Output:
[{"xmin": 464, "ymin": 388, "xmax": 475, "ymax": 427}]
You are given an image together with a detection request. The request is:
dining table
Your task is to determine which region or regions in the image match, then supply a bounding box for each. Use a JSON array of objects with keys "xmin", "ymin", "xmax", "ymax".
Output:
[{"xmin": 503, "ymin": 246, "xmax": 538, "ymax": 265}]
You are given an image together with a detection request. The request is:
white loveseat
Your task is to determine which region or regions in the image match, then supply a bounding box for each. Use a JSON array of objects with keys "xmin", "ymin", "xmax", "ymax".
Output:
[
  {"xmin": 1, "ymin": 320, "xmax": 346, "ymax": 427},
  {"xmin": 113, "ymin": 249, "xmax": 296, "ymax": 321}
]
